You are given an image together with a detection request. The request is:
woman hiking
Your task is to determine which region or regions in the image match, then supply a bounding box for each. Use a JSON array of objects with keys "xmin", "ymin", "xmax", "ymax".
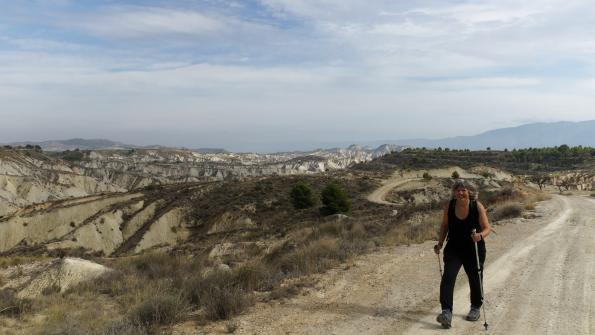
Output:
[{"xmin": 433, "ymin": 179, "xmax": 491, "ymax": 328}]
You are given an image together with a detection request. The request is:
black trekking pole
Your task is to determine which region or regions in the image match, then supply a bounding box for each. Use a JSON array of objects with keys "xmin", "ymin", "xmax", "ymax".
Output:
[
  {"xmin": 437, "ymin": 252, "xmax": 443, "ymax": 278},
  {"xmin": 472, "ymin": 229, "xmax": 489, "ymax": 330}
]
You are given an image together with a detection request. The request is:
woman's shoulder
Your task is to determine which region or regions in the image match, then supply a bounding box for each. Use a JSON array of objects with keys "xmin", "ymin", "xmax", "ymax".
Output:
[{"xmin": 444, "ymin": 198, "xmax": 455, "ymax": 209}]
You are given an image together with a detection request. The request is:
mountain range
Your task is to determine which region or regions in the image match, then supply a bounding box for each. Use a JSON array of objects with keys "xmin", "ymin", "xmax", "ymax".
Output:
[
  {"xmin": 381, "ymin": 120, "xmax": 595, "ymax": 150},
  {"xmin": 4, "ymin": 120, "xmax": 594, "ymax": 152}
]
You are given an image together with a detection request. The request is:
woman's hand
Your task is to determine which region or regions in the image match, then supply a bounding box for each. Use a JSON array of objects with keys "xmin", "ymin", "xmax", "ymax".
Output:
[
  {"xmin": 434, "ymin": 243, "xmax": 442, "ymax": 254},
  {"xmin": 471, "ymin": 232, "xmax": 482, "ymax": 242}
]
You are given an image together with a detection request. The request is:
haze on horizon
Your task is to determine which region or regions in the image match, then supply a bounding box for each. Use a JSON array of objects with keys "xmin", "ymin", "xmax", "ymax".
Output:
[{"xmin": 1, "ymin": 0, "xmax": 594, "ymax": 152}]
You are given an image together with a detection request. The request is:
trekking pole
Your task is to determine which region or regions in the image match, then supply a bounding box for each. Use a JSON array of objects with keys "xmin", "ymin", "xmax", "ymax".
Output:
[
  {"xmin": 472, "ymin": 229, "xmax": 489, "ymax": 330},
  {"xmin": 436, "ymin": 252, "xmax": 443, "ymax": 278}
]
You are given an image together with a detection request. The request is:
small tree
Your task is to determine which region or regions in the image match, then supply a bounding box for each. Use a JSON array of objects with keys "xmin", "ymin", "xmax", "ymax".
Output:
[
  {"xmin": 422, "ymin": 172, "xmax": 432, "ymax": 181},
  {"xmin": 290, "ymin": 182, "xmax": 316, "ymax": 209},
  {"xmin": 320, "ymin": 182, "xmax": 350, "ymax": 215},
  {"xmin": 529, "ymin": 174, "xmax": 550, "ymax": 190},
  {"xmin": 451, "ymin": 171, "xmax": 460, "ymax": 179}
]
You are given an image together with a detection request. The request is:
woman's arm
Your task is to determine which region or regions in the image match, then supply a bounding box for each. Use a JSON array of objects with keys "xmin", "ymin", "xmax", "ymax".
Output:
[
  {"xmin": 434, "ymin": 205, "xmax": 449, "ymax": 254},
  {"xmin": 472, "ymin": 201, "xmax": 491, "ymax": 242}
]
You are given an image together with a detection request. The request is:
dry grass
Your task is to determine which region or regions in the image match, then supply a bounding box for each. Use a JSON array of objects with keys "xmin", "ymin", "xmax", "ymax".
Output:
[
  {"xmin": 0, "ymin": 289, "xmax": 32, "ymax": 317},
  {"xmin": 272, "ymin": 237, "xmax": 346, "ymax": 276},
  {"xmin": 32, "ymin": 294, "xmax": 146, "ymax": 335},
  {"xmin": 0, "ymin": 256, "xmax": 49, "ymax": 269},
  {"xmin": 489, "ymin": 201, "xmax": 524, "ymax": 222},
  {"xmin": 129, "ymin": 290, "xmax": 188, "ymax": 327},
  {"xmin": 183, "ymin": 269, "xmax": 250, "ymax": 321},
  {"xmin": 522, "ymin": 191, "xmax": 550, "ymax": 210},
  {"xmin": 384, "ymin": 211, "xmax": 442, "ymax": 246}
]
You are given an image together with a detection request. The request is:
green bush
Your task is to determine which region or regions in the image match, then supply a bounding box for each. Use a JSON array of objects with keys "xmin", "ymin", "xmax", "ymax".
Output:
[
  {"xmin": 451, "ymin": 171, "xmax": 460, "ymax": 179},
  {"xmin": 290, "ymin": 182, "xmax": 317, "ymax": 209},
  {"xmin": 320, "ymin": 183, "xmax": 350, "ymax": 215},
  {"xmin": 422, "ymin": 172, "xmax": 432, "ymax": 180}
]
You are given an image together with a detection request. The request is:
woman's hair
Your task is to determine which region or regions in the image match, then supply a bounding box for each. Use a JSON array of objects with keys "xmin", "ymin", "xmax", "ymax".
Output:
[{"xmin": 451, "ymin": 179, "xmax": 478, "ymax": 200}]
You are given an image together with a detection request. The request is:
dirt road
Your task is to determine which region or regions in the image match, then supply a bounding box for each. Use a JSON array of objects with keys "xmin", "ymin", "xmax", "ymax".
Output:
[
  {"xmin": 366, "ymin": 171, "xmax": 416, "ymax": 205},
  {"xmin": 200, "ymin": 195, "xmax": 594, "ymax": 335}
]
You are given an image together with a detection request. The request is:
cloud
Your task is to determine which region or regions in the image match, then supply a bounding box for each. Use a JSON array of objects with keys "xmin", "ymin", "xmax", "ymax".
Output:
[
  {"xmin": 75, "ymin": 7, "xmax": 225, "ymax": 38},
  {"xmin": 2, "ymin": 0, "xmax": 595, "ymax": 150}
]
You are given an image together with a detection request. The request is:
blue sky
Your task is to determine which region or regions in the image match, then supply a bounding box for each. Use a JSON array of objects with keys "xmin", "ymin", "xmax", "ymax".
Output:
[{"xmin": 1, "ymin": 0, "xmax": 594, "ymax": 152}]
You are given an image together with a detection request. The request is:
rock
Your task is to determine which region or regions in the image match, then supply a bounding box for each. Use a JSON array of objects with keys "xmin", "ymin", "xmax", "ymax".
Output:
[
  {"xmin": 217, "ymin": 263, "xmax": 232, "ymax": 273},
  {"xmin": 0, "ymin": 257, "xmax": 111, "ymax": 299}
]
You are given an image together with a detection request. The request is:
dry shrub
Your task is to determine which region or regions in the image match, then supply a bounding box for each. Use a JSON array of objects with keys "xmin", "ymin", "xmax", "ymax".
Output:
[
  {"xmin": 522, "ymin": 191, "xmax": 551, "ymax": 210},
  {"xmin": 129, "ymin": 290, "xmax": 188, "ymax": 327},
  {"xmin": 76, "ymin": 270, "xmax": 128, "ymax": 296},
  {"xmin": 202, "ymin": 285, "xmax": 247, "ymax": 321},
  {"xmin": 534, "ymin": 192, "xmax": 551, "ymax": 201},
  {"xmin": 34, "ymin": 300, "xmax": 145, "ymax": 335},
  {"xmin": 234, "ymin": 262, "xmax": 276, "ymax": 292},
  {"xmin": 124, "ymin": 252, "xmax": 188, "ymax": 280},
  {"xmin": 490, "ymin": 202, "xmax": 523, "ymax": 222},
  {"xmin": 101, "ymin": 320, "xmax": 147, "ymax": 335},
  {"xmin": 318, "ymin": 220, "xmax": 344, "ymax": 236},
  {"xmin": 273, "ymin": 238, "xmax": 346, "ymax": 276},
  {"xmin": 37, "ymin": 317, "xmax": 146, "ymax": 335},
  {"xmin": 384, "ymin": 212, "xmax": 442, "ymax": 246},
  {"xmin": 183, "ymin": 270, "xmax": 249, "ymax": 321},
  {"xmin": 0, "ymin": 289, "xmax": 32, "ymax": 317},
  {"xmin": 268, "ymin": 285, "xmax": 299, "ymax": 300}
]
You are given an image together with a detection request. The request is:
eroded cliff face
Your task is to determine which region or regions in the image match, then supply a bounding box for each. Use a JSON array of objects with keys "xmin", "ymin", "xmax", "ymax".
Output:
[
  {"xmin": 0, "ymin": 145, "xmax": 399, "ymax": 253},
  {"xmin": 0, "ymin": 184, "xmax": 201, "ymax": 256},
  {"xmin": 0, "ymin": 145, "xmax": 401, "ymax": 216},
  {"xmin": 549, "ymin": 171, "xmax": 594, "ymax": 191},
  {"xmin": 78, "ymin": 145, "xmax": 399, "ymax": 181},
  {"xmin": 0, "ymin": 150, "xmax": 136, "ymax": 216}
]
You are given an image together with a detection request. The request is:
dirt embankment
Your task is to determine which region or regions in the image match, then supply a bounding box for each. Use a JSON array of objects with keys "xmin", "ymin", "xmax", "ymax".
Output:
[{"xmin": 197, "ymin": 195, "xmax": 594, "ymax": 335}]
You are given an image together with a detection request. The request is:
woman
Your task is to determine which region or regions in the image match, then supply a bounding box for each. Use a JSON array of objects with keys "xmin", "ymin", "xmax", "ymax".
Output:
[{"xmin": 433, "ymin": 179, "xmax": 491, "ymax": 329}]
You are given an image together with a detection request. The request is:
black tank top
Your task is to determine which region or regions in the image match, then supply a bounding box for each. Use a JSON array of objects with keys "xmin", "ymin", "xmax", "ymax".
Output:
[{"xmin": 446, "ymin": 199, "xmax": 486, "ymax": 253}]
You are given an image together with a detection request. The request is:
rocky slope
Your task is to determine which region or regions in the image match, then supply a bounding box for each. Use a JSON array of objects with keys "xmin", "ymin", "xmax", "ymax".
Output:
[
  {"xmin": 0, "ymin": 145, "xmax": 400, "ymax": 216},
  {"xmin": 0, "ymin": 182, "xmax": 213, "ymax": 256}
]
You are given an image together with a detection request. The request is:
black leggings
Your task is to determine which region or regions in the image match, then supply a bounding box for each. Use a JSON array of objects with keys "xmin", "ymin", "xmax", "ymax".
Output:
[{"xmin": 440, "ymin": 247, "xmax": 485, "ymax": 312}]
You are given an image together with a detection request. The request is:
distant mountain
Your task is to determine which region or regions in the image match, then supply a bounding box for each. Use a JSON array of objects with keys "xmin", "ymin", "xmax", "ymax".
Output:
[
  {"xmin": 386, "ymin": 120, "xmax": 595, "ymax": 150},
  {"xmin": 7, "ymin": 120, "xmax": 592, "ymax": 153},
  {"xmin": 192, "ymin": 148, "xmax": 229, "ymax": 154},
  {"xmin": 5, "ymin": 138, "xmax": 229, "ymax": 153},
  {"xmin": 7, "ymin": 138, "xmax": 133, "ymax": 151}
]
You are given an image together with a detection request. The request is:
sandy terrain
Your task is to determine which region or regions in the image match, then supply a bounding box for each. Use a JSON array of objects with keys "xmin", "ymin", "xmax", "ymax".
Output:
[{"xmin": 196, "ymin": 194, "xmax": 595, "ymax": 335}]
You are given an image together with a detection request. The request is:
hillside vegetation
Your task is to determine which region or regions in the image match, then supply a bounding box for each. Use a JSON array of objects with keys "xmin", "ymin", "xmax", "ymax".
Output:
[
  {"xmin": 356, "ymin": 145, "xmax": 595, "ymax": 173},
  {"xmin": 0, "ymin": 147, "xmax": 584, "ymax": 334}
]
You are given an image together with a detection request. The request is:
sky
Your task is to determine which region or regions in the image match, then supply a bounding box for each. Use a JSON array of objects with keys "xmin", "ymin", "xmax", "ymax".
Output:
[{"xmin": 1, "ymin": 0, "xmax": 594, "ymax": 152}]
